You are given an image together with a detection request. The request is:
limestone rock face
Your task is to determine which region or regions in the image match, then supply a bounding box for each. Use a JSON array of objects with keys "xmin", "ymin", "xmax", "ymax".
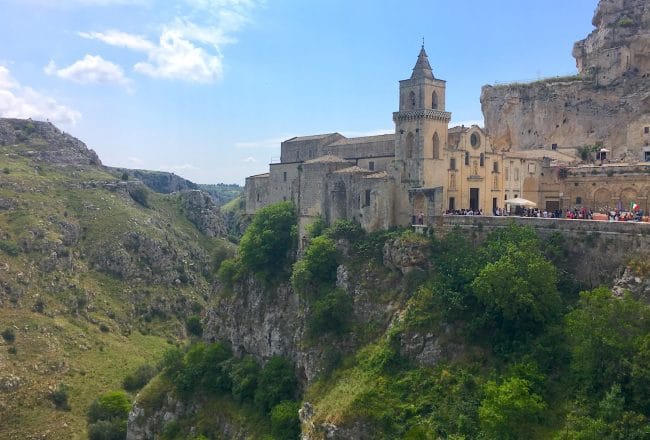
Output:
[
  {"xmin": 177, "ymin": 190, "xmax": 227, "ymax": 237},
  {"xmin": 382, "ymin": 235, "xmax": 431, "ymax": 274},
  {"xmin": 0, "ymin": 118, "xmax": 101, "ymax": 166},
  {"xmin": 481, "ymin": 0, "xmax": 650, "ymax": 155}
]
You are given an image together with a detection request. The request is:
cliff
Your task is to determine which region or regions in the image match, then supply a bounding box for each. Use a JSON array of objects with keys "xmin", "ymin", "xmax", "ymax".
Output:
[{"xmin": 481, "ymin": 0, "xmax": 650, "ymax": 157}]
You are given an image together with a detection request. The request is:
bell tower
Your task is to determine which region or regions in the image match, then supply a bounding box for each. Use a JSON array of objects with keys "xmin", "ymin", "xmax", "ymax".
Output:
[{"xmin": 394, "ymin": 45, "xmax": 451, "ymax": 187}]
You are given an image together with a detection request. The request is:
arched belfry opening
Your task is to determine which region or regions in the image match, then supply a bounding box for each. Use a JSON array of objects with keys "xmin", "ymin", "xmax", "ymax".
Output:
[
  {"xmin": 432, "ymin": 91, "xmax": 438, "ymax": 109},
  {"xmin": 432, "ymin": 132, "xmax": 440, "ymax": 159},
  {"xmin": 406, "ymin": 132, "xmax": 415, "ymax": 159}
]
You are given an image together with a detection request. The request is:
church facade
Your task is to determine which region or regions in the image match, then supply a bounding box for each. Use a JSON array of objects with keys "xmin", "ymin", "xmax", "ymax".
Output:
[{"xmin": 244, "ymin": 47, "xmax": 578, "ymax": 233}]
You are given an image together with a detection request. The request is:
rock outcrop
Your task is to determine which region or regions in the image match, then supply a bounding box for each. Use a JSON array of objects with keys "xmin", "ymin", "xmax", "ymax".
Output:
[
  {"xmin": 481, "ymin": 0, "xmax": 650, "ymax": 156},
  {"xmin": 178, "ymin": 190, "xmax": 227, "ymax": 238},
  {"xmin": 0, "ymin": 118, "xmax": 101, "ymax": 165}
]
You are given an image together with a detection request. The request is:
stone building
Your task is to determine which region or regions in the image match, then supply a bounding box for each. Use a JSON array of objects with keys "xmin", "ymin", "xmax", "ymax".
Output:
[{"xmin": 245, "ymin": 46, "xmax": 565, "ymax": 233}]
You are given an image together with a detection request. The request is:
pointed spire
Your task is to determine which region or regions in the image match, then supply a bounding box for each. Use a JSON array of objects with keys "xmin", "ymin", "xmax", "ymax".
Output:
[{"xmin": 411, "ymin": 44, "xmax": 434, "ymax": 80}]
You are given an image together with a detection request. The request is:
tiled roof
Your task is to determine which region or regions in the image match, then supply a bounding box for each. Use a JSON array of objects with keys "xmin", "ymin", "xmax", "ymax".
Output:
[
  {"xmin": 333, "ymin": 166, "xmax": 374, "ymax": 174},
  {"xmin": 329, "ymin": 134, "xmax": 395, "ymax": 146},
  {"xmin": 284, "ymin": 133, "xmax": 341, "ymax": 142},
  {"xmin": 304, "ymin": 154, "xmax": 351, "ymax": 164}
]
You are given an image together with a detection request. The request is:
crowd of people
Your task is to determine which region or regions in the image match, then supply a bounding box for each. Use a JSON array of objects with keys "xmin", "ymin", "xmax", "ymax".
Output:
[{"xmin": 437, "ymin": 206, "xmax": 646, "ymax": 222}]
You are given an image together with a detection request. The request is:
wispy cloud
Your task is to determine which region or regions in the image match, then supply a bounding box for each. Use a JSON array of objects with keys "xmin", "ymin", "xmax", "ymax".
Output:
[
  {"xmin": 79, "ymin": 0, "xmax": 261, "ymax": 83},
  {"xmin": 127, "ymin": 156, "xmax": 143, "ymax": 164},
  {"xmin": 0, "ymin": 65, "xmax": 81, "ymax": 125},
  {"xmin": 242, "ymin": 156, "xmax": 257, "ymax": 163},
  {"xmin": 45, "ymin": 55, "xmax": 134, "ymax": 91}
]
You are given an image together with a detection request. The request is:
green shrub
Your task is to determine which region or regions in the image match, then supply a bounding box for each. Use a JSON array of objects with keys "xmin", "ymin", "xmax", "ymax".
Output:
[
  {"xmin": 7, "ymin": 346, "xmax": 17, "ymax": 355},
  {"xmin": 291, "ymin": 235, "xmax": 339, "ymax": 297},
  {"xmin": 1, "ymin": 327, "xmax": 15, "ymax": 343},
  {"xmin": 185, "ymin": 316, "xmax": 203, "ymax": 338},
  {"xmin": 326, "ymin": 219, "xmax": 363, "ymax": 241},
  {"xmin": 308, "ymin": 289, "xmax": 353, "ymax": 337},
  {"xmin": 0, "ymin": 240, "xmax": 20, "ymax": 256},
  {"xmin": 88, "ymin": 419, "xmax": 127, "ymax": 440},
  {"xmin": 99, "ymin": 323, "xmax": 110, "ymax": 333},
  {"xmin": 226, "ymin": 354, "xmax": 260, "ymax": 403},
  {"xmin": 239, "ymin": 201, "xmax": 297, "ymax": 280},
  {"xmin": 51, "ymin": 383, "xmax": 71, "ymax": 410},
  {"xmin": 217, "ymin": 257, "xmax": 244, "ymax": 286},
  {"xmin": 122, "ymin": 364, "xmax": 158, "ymax": 392},
  {"xmin": 254, "ymin": 357, "xmax": 297, "ymax": 413},
  {"xmin": 306, "ymin": 218, "xmax": 327, "ymax": 238},
  {"xmin": 87, "ymin": 390, "xmax": 131, "ymax": 423},
  {"xmin": 270, "ymin": 400, "xmax": 301, "ymax": 439}
]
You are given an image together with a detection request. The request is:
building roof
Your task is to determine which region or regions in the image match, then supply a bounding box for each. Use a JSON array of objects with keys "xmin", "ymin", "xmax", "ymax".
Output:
[
  {"xmin": 363, "ymin": 171, "xmax": 390, "ymax": 179},
  {"xmin": 411, "ymin": 45, "xmax": 434, "ymax": 80},
  {"xmin": 303, "ymin": 154, "xmax": 351, "ymax": 164},
  {"xmin": 247, "ymin": 172, "xmax": 270, "ymax": 178},
  {"xmin": 284, "ymin": 133, "xmax": 341, "ymax": 143},
  {"xmin": 333, "ymin": 166, "xmax": 374, "ymax": 174},
  {"xmin": 328, "ymin": 133, "xmax": 395, "ymax": 146}
]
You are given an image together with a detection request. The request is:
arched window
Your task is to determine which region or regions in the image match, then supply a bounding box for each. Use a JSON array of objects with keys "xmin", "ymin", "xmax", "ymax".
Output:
[
  {"xmin": 432, "ymin": 132, "xmax": 440, "ymax": 159},
  {"xmin": 409, "ymin": 91, "xmax": 416, "ymax": 109},
  {"xmin": 406, "ymin": 132, "xmax": 415, "ymax": 159},
  {"xmin": 432, "ymin": 91, "xmax": 439, "ymax": 109},
  {"xmin": 464, "ymin": 151, "xmax": 469, "ymax": 166},
  {"xmin": 480, "ymin": 153, "xmax": 485, "ymax": 167}
]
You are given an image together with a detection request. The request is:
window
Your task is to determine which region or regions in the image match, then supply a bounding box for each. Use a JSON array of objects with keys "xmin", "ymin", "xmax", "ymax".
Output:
[
  {"xmin": 283, "ymin": 171, "xmax": 287, "ymax": 182},
  {"xmin": 645, "ymin": 126, "xmax": 649, "ymax": 134},
  {"xmin": 432, "ymin": 91, "xmax": 439, "ymax": 109},
  {"xmin": 464, "ymin": 151, "xmax": 469, "ymax": 166},
  {"xmin": 409, "ymin": 91, "xmax": 416, "ymax": 109},
  {"xmin": 369, "ymin": 161, "xmax": 375, "ymax": 171},
  {"xmin": 470, "ymin": 133, "xmax": 480, "ymax": 148},
  {"xmin": 493, "ymin": 161, "xmax": 499, "ymax": 172},
  {"xmin": 505, "ymin": 167, "xmax": 510, "ymax": 181},
  {"xmin": 514, "ymin": 168, "xmax": 519, "ymax": 181},
  {"xmin": 364, "ymin": 189, "xmax": 371, "ymax": 207},
  {"xmin": 449, "ymin": 197, "xmax": 455, "ymax": 210},
  {"xmin": 450, "ymin": 158, "xmax": 456, "ymax": 170},
  {"xmin": 432, "ymin": 133, "xmax": 440, "ymax": 159},
  {"xmin": 576, "ymin": 197, "xmax": 582, "ymax": 204},
  {"xmin": 645, "ymin": 151, "xmax": 650, "ymax": 162},
  {"xmin": 256, "ymin": 193, "xmax": 260, "ymax": 202},
  {"xmin": 552, "ymin": 143, "xmax": 558, "ymax": 150},
  {"xmin": 480, "ymin": 153, "xmax": 485, "ymax": 167}
]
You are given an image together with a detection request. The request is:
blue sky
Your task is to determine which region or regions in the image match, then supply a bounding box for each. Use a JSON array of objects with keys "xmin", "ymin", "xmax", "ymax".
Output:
[{"xmin": 0, "ymin": 0, "xmax": 598, "ymax": 184}]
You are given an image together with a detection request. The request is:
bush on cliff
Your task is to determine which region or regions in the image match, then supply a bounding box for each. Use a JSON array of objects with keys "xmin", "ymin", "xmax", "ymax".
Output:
[{"xmin": 238, "ymin": 201, "xmax": 297, "ymax": 281}]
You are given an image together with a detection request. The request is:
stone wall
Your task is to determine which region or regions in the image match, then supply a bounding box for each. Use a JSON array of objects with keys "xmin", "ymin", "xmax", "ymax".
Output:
[{"xmin": 433, "ymin": 215, "xmax": 650, "ymax": 287}]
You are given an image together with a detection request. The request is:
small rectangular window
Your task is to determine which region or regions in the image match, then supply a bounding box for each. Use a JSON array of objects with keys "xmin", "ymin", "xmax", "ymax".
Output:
[
  {"xmin": 505, "ymin": 167, "xmax": 510, "ymax": 181},
  {"xmin": 450, "ymin": 158, "xmax": 456, "ymax": 170},
  {"xmin": 369, "ymin": 161, "xmax": 375, "ymax": 171},
  {"xmin": 645, "ymin": 127, "xmax": 649, "ymax": 134},
  {"xmin": 493, "ymin": 161, "xmax": 499, "ymax": 172},
  {"xmin": 283, "ymin": 171, "xmax": 287, "ymax": 182},
  {"xmin": 364, "ymin": 189, "xmax": 371, "ymax": 207},
  {"xmin": 552, "ymin": 143, "xmax": 558, "ymax": 150}
]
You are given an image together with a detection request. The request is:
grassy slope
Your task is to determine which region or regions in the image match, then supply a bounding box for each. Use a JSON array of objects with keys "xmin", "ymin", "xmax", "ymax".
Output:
[{"xmin": 0, "ymin": 145, "xmax": 229, "ymax": 439}]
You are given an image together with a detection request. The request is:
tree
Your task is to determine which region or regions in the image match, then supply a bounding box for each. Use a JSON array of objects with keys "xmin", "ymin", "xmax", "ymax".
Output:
[
  {"xmin": 254, "ymin": 356, "xmax": 297, "ymax": 413},
  {"xmin": 565, "ymin": 287, "xmax": 650, "ymax": 397},
  {"xmin": 238, "ymin": 201, "xmax": 297, "ymax": 280},
  {"xmin": 471, "ymin": 243, "xmax": 561, "ymax": 354},
  {"xmin": 87, "ymin": 391, "xmax": 131, "ymax": 440},
  {"xmin": 479, "ymin": 377, "xmax": 546, "ymax": 440},
  {"xmin": 270, "ymin": 400, "xmax": 301, "ymax": 439},
  {"xmin": 291, "ymin": 235, "xmax": 339, "ymax": 297}
]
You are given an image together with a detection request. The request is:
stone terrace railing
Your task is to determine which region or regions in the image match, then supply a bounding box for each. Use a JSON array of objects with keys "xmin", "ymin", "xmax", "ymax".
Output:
[{"xmin": 433, "ymin": 215, "xmax": 650, "ymax": 237}]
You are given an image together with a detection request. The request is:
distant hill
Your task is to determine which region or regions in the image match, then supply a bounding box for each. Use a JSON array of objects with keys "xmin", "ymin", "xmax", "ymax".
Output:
[
  {"xmin": 0, "ymin": 118, "xmax": 235, "ymax": 439},
  {"xmin": 197, "ymin": 183, "xmax": 243, "ymax": 206}
]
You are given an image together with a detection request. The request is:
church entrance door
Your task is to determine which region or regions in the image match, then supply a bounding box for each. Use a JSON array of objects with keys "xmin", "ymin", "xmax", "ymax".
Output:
[{"xmin": 469, "ymin": 188, "xmax": 479, "ymax": 212}]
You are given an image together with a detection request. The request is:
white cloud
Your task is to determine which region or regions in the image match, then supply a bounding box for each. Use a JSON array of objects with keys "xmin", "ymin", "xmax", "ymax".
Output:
[
  {"xmin": 45, "ymin": 55, "xmax": 134, "ymax": 91},
  {"xmin": 243, "ymin": 156, "xmax": 257, "ymax": 163},
  {"xmin": 127, "ymin": 156, "xmax": 143, "ymax": 164},
  {"xmin": 79, "ymin": 0, "xmax": 261, "ymax": 83},
  {"xmin": 0, "ymin": 65, "xmax": 81, "ymax": 125},
  {"xmin": 79, "ymin": 30, "xmax": 154, "ymax": 52}
]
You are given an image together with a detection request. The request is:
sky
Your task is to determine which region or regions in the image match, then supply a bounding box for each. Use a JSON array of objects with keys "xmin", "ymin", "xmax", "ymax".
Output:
[{"xmin": 0, "ymin": 0, "xmax": 599, "ymax": 184}]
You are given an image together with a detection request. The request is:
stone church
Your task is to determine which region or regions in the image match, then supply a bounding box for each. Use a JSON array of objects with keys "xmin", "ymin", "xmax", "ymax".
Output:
[{"xmin": 245, "ymin": 46, "xmax": 570, "ymax": 233}]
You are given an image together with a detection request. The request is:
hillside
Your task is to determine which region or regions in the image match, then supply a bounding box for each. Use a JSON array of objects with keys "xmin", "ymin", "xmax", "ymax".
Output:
[{"xmin": 0, "ymin": 118, "xmax": 235, "ymax": 439}]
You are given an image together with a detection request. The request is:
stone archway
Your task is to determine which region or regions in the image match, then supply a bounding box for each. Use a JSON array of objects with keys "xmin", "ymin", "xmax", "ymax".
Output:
[
  {"xmin": 592, "ymin": 187, "xmax": 612, "ymax": 211},
  {"xmin": 619, "ymin": 187, "xmax": 638, "ymax": 210},
  {"xmin": 522, "ymin": 177, "xmax": 537, "ymax": 202},
  {"xmin": 413, "ymin": 193, "xmax": 426, "ymax": 225}
]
